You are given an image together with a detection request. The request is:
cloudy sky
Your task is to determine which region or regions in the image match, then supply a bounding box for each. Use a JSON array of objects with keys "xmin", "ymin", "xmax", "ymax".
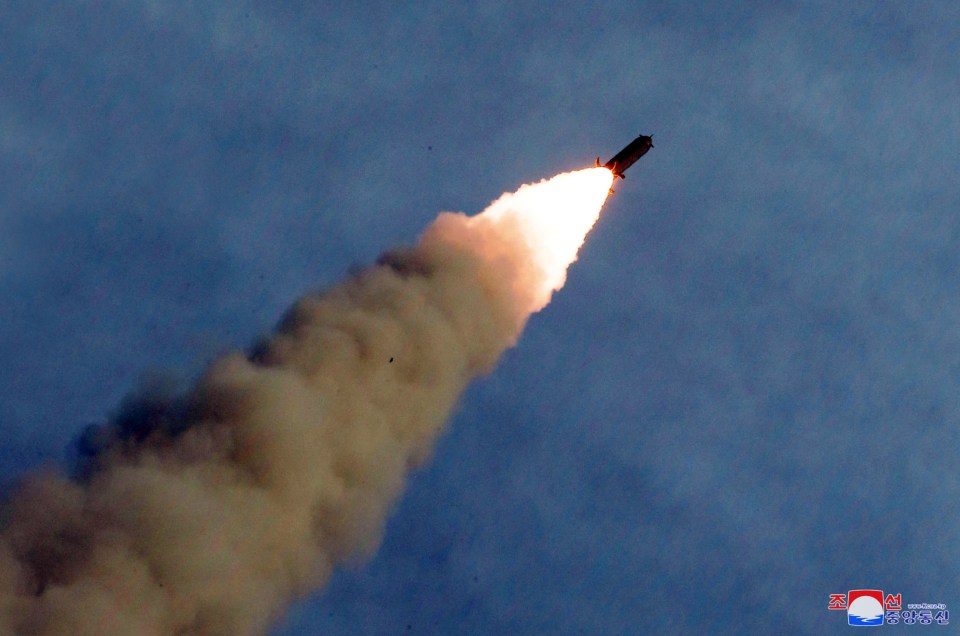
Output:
[{"xmin": 3, "ymin": 2, "xmax": 958, "ymax": 633}]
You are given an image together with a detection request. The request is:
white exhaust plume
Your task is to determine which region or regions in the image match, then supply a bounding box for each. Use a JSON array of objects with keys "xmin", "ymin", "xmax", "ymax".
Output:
[{"xmin": 0, "ymin": 167, "xmax": 614, "ymax": 635}]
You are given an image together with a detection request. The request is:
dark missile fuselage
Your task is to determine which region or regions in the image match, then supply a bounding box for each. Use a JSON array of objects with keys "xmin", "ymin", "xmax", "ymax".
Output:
[{"xmin": 601, "ymin": 134, "xmax": 653, "ymax": 179}]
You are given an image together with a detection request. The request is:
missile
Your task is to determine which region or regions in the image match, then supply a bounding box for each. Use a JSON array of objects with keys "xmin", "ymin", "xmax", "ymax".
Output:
[{"xmin": 595, "ymin": 134, "xmax": 654, "ymax": 179}]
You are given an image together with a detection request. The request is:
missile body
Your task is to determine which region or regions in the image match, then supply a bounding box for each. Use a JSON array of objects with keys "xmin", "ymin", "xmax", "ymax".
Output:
[{"xmin": 597, "ymin": 134, "xmax": 653, "ymax": 179}]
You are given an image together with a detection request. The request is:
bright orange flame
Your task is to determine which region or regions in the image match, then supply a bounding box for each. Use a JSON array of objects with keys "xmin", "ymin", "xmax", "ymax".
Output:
[{"xmin": 469, "ymin": 167, "xmax": 614, "ymax": 312}]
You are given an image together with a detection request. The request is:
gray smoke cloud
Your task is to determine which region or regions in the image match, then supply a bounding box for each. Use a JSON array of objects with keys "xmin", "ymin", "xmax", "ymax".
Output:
[{"xmin": 0, "ymin": 169, "xmax": 611, "ymax": 635}]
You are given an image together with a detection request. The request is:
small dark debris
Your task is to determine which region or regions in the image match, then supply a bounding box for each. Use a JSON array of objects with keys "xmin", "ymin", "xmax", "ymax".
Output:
[{"xmin": 389, "ymin": 357, "xmax": 394, "ymax": 363}]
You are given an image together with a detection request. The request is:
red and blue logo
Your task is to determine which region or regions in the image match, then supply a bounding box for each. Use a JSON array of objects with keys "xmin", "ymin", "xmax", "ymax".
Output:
[
  {"xmin": 828, "ymin": 590, "xmax": 949, "ymax": 627},
  {"xmin": 845, "ymin": 590, "xmax": 885, "ymax": 626}
]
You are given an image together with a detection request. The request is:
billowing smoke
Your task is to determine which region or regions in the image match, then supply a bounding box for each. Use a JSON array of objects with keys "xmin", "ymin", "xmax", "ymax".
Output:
[{"xmin": 0, "ymin": 167, "xmax": 613, "ymax": 635}]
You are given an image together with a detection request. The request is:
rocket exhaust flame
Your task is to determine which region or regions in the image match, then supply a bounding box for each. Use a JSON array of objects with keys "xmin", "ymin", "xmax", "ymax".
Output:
[
  {"xmin": 0, "ymin": 167, "xmax": 614, "ymax": 635},
  {"xmin": 466, "ymin": 167, "xmax": 614, "ymax": 313}
]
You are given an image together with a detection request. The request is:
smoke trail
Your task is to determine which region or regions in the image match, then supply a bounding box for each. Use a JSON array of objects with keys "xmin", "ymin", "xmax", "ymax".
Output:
[{"xmin": 0, "ymin": 168, "xmax": 613, "ymax": 635}]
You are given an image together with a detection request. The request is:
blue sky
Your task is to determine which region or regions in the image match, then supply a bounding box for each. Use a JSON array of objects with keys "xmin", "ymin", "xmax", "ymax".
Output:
[{"xmin": 2, "ymin": 2, "xmax": 958, "ymax": 633}]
